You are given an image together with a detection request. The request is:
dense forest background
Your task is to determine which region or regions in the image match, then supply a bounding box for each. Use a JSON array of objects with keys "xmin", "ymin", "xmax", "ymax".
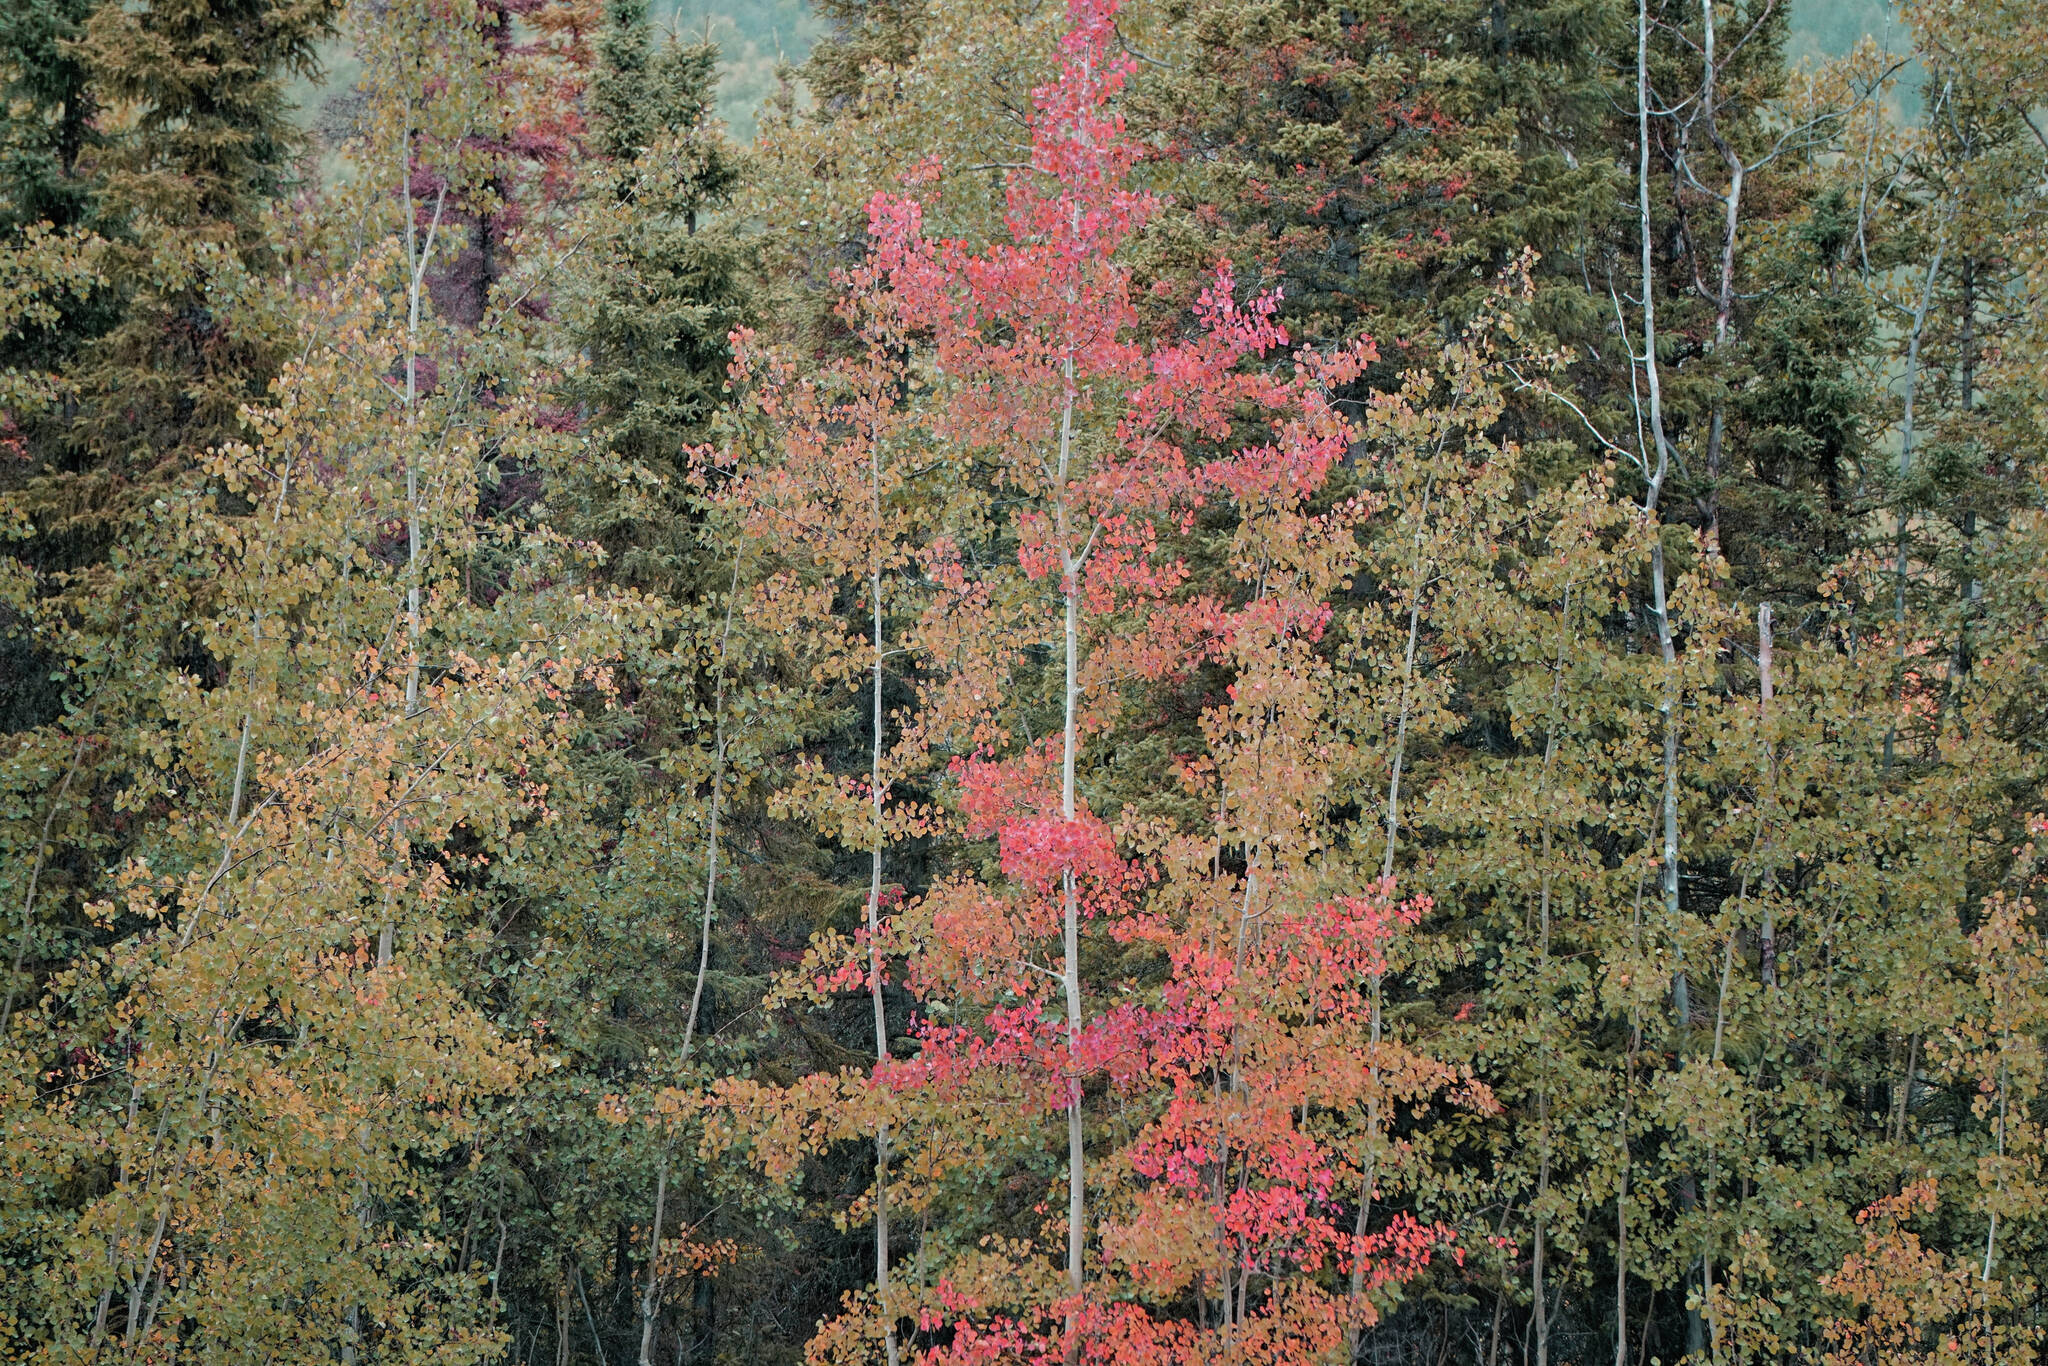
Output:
[
  {"xmin": 5, "ymin": 0, "xmax": 2048, "ymax": 1363},
  {"xmin": 278, "ymin": 0, "xmax": 1899, "ymax": 139}
]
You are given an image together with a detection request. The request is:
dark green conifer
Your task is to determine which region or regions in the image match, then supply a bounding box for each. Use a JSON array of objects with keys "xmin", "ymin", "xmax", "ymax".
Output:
[
  {"xmin": 800, "ymin": 0, "xmax": 924, "ymax": 110},
  {"xmin": 62, "ymin": 0, "xmax": 340, "ymax": 478},
  {"xmin": 2, "ymin": 0, "xmax": 341, "ymax": 554},
  {"xmin": 0, "ymin": 0, "xmax": 99, "ymax": 235},
  {"xmin": 569, "ymin": 0, "xmax": 750, "ymax": 595}
]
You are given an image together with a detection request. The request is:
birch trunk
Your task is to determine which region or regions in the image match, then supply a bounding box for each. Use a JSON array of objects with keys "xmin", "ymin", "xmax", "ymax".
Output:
[
  {"xmin": 638, "ymin": 1156, "xmax": 668, "ymax": 1366},
  {"xmin": 1345, "ymin": 471, "xmax": 1435, "ymax": 1362},
  {"xmin": 1695, "ymin": 0, "xmax": 1744, "ymax": 552},
  {"xmin": 1636, "ymin": 0, "xmax": 1686, "ymax": 1029},
  {"xmin": 1054, "ymin": 356, "xmax": 1087, "ymax": 1364},
  {"xmin": 389, "ymin": 110, "xmax": 447, "ymax": 970},
  {"xmin": 869, "ymin": 436, "xmax": 902, "ymax": 1366},
  {"xmin": 681, "ymin": 551, "xmax": 742, "ymax": 1060},
  {"xmin": 1885, "ymin": 244, "xmax": 1944, "ymax": 767}
]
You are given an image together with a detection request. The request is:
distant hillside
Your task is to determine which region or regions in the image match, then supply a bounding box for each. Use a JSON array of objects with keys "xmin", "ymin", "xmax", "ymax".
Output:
[
  {"xmin": 1789, "ymin": 0, "xmax": 1910, "ymax": 63},
  {"xmin": 290, "ymin": 0, "xmax": 1900, "ymax": 154},
  {"xmin": 286, "ymin": 0, "xmax": 820, "ymax": 152},
  {"xmin": 666, "ymin": 0, "xmax": 821, "ymax": 137}
]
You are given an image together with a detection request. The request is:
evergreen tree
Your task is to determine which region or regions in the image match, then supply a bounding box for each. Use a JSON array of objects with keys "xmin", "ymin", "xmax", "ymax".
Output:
[
  {"xmin": 0, "ymin": 0, "xmax": 106, "ymax": 428},
  {"xmin": 802, "ymin": 0, "xmax": 925, "ymax": 111},
  {"xmin": 570, "ymin": 0, "xmax": 750, "ymax": 595},
  {"xmin": 1, "ymin": 0, "xmax": 342, "ymax": 780},
  {"xmin": 0, "ymin": 0, "xmax": 99, "ymax": 238},
  {"xmin": 36, "ymin": 0, "xmax": 339, "ymax": 491}
]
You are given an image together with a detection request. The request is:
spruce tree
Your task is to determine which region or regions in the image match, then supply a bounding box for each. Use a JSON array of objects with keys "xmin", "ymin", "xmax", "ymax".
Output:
[
  {"xmin": 0, "ymin": 0, "xmax": 342, "ymax": 813},
  {"xmin": 801, "ymin": 0, "xmax": 925, "ymax": 111},
  {"xmin": 569, "ymin": 0, "xmax": 750, "ymax": 595},
  {"xmin": 0, "ymin": 0, "xmax": 98, "ymax": 236},
  {"xmin": 1, "ymin": 0, "xmax": 340, "ymax": 563},
  {"xmin": 1, "ymin": 0, "xmax": 343, "ymax": 841},
  {"xmin": 61, "ymin": 0, "xmax": 340, "ymax": 478},
  {"xmin": 0, "ymin": 0, "xmax": 107, "ymax": 521}
]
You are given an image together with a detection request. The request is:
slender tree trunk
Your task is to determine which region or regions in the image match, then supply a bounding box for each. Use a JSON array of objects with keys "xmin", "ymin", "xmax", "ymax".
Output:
[
  {"xmin": 1534, "ymin": 1086, "xmax": 1552, "ymax": 1366},
  {"xmin": 682, "ymin": 552, "xmax": 743, "ymax": 1060},
  {"xmin": 1635, "ymin": 0, "xmax": 1687, "ymax": 1032},
  {"xmin": 556, "ymin": 1275, "xmax": 573, "ymax": 1366},
  {"xmin": 1061, "ymin": 582, "xmax": 1085, "ymax": 1334},
  {"xmin": 1634, "ymin": 0, "xmax": 1672, "ymax": 508},
  {"xmin": 1377, "ymin": 472, "xmax": 1434, "ymax": 881},
  {"xmin": 1985, "ymin": 1051, "xmax": 2008, "ymax": 1282},
  {"xmin": 1614, "ymin": 1090, "xmax": 1631, "ymax": 1366},
  {"xmin": 869, "ymin": 439, "xmax": 902, "ymax": 1366},
  {"xmin": 1653, "ymin": 578, "xmax": 1682, "ymax": 1029},
  {"xmin": 1884, "ymin": 243, "xmax": 1944, "ymax": 767},
  {"xmin": 1617, "ymin": 841, "xmax": 1656, "ymax": 1366},
  {"xmin": 576, "ymin": 1264, "xmax": 610, "ymax": 1366},
  {"xmin": 399, "ymin": 106, "xmax": 446, "ymax": 719},
  {"xmin": 1054, "ymin": 357, "xmax": 1087, "ymax": 1364},
  {"xmin": 1531, "ymin": 591, "xmax": 1571, "ymax": 1366},
  {"xmin": 1346, "ymin": 471, "xmax": 1436, "ymax": 1363},
  {"xmin": 180, "ymin": 462, "xmax": 289, "ymax": 958},
  {"xmin": 494, "ymin": 1201, "xmax": 508, "ymax": 1298},
  {"xmin": 1893, "ymin": 1033, "xmax": 1918, "ymax": 1146},
  {"xmin": 1951, "ymin": 260, "xmax": 1980, "ymax": 710},
  {"xmin": 1959, "ymin": 258, "xmax": 1976, "ymax": 415},
  {"xmin": 1696, "ymin": 0, "xmax": 1745, "ymax": 554},
  {"xmin": 638, "ymin": 1154, "xmax": 669, "ymax": 1366},
  {"xmin": 390, "ymin": 111, "xmax": 447, "ymax": 971},
  {"xmin": 93, "ymin": 1077, "xmax": 138, "ymax": 1352},
  {"xmin": 1, "ymin": 736, "xmax": 85, "ymax": 1035},
  {"xmin": 1758, "ymin": 604, "xmax": 1777, "ymax": 987}
]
